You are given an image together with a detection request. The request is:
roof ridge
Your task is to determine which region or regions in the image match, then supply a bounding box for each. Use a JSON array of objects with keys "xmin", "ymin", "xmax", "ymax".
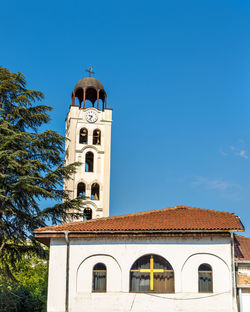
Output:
[
  {"xmin": 161, "ymin": 205, "xmax": 234, "ymax": 214},
  {"xmin": 66, "ymin": 206, "xmax": 215, "ymax": 224},
  {"xmin": 34, "ymin": 205, "xmax": 237, "ymax": 232},
  {"xmin": 34, "ymin": 204, "xmax": 244, "ymax": 235},
  {"xmin": 88, "ymin": 205, "xmax": 235, "ymax": 221}
]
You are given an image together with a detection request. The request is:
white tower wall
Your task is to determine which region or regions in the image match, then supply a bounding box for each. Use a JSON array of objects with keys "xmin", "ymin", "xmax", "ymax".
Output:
[{"xmin": 64, "ymin": 105, "xmax": 112, "ymax": 219}]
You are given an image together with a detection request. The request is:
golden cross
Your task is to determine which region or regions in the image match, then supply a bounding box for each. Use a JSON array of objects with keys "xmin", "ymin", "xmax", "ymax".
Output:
[{"xmin": 138, "ymin": 256, "xmax": 164, "ymax": 291}]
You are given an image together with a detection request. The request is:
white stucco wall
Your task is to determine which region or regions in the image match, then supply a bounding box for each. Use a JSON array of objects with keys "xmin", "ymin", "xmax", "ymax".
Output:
[
  {"xmin": 47, "ymin": 236, "xmax": 234, "ymax": 312},
  {"xmin": 241, "ymin": 290, "xmax": 250, "ymax": 312},
  {"xmin": 47, "ymin": 239, "xmax": 67, "ymax": 312}
]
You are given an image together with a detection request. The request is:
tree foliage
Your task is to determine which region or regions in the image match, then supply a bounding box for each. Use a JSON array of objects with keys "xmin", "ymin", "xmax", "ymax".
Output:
[
  {"xmin": 0, "ymin": 251, "xmax": 48, "ymax": 312},
  {"xmin": 0, "ymin": 66, "xmax": 81, "ymax": 278}
]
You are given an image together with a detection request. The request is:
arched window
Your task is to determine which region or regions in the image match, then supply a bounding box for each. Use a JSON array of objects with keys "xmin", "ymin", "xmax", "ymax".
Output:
[
  {"xmin": 93, "ymin": 129, "xmax": 101, "ymax": 145},
  {"xmin": 83, "ymin": 208, "xmax": 92, "ymax": 220},
  {"xmin": 198, "ymin": 264, "xmax": 212, "ymax": 292},
  {"xmin": 79, "ymin": 128, "xmax": 88, "ymax": 144},
  {"xmin": 91, "ymin": 183, "xmax": 100, "ymax": 200},
  {"xmin": 92, "ymin": 263, "xmax": 106, "ymax": 292},
  {"xmin": 77, "ymin": 182, "xmax": 86, "ymax": 197},
  {"xmin": 130, "ymin": 254, "xmax": 174, "ymax": 293},
  {"xmin": 85, "ymin": 152, "xmax": 94, "ymax": 172}
]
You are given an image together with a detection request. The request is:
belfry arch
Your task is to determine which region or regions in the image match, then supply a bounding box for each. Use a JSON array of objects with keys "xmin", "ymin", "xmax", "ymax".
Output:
[
  {"xmin": 72, "ymin": 77, "xmax": 107, "ymax": 110},
  {"xmin": 93, "ymin": 129, "xmax": 101, "ymax": 145},
  {"xmin": 91, "ymin": 183, "xmax": 100, "ymax": 200}
]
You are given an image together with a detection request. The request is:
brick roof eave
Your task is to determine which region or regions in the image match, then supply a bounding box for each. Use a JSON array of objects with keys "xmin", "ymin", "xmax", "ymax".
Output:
[
  {"xmin": 34, "ymin": 206, "xmax": 245, "ymax": 239},
  {"xmin": 34, "ymin": 228, "xmax": 242, "ymax": 235},
  {"xmin": 34, "ymin": 229, "xmax": 238, "ymax": 247}
]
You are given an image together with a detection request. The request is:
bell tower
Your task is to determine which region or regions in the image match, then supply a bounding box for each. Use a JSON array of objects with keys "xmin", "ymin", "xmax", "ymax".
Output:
[{"xmin": 64, "ymin": 69, "xmax": 112, "ymax": 220}]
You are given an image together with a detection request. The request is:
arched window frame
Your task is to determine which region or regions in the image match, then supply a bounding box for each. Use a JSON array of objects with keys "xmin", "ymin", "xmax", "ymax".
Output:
[
  {"xmin": 79, "ymin": 128, "xmax": 88, "ymax": 144},
  {"xmin": 93, "ymin": 129, "xmax": 101, "ymax": 145},
  {"xmin": 77, "ymin": 182, "xmax": 86, "ymax": 197},
  {"xmin": 85, "ymin": 151, "xmax": 94, "ymax": 172},
  {"xmin": 130, "ymin": 254, "xmax": 174, "ymax": 293},
  {"xmin": 91, "ymin": 183, "xmax": 100, "ymax": 200},
  {"xmin": 92, "ymin": 263, "xmax": 107, "ymax": 292},
  {"xmin": 83, "ymin": 208, "xmax": 92, "ymax": 220},
  {"xmin": 198, "ymin": 263, "xmax": 213, "ymax": 293}
]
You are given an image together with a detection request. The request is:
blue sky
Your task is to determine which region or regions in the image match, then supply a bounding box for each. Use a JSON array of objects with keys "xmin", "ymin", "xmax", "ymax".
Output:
[{"xmin": 1, "ymin": 0, "xmax": 250, "ymax": 235}]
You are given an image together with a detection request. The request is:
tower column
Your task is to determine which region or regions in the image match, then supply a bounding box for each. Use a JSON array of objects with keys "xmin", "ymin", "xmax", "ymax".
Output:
[
  {"xmin": 97, "ymin": 89, "xmax": 100, "ymax": 110},
  {"xmin": 104, "ymin": 93, "xmax": 107, "ymax": 109},
  {"xmin": 83, "ymin": 88, "xmax": 86, "ymax": 108},
  {"xmin": 72, "ymin": 92, "xmax": 75, "ymax": 106}
]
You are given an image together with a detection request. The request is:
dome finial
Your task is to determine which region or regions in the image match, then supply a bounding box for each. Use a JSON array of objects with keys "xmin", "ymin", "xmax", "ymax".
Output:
[{"xmin": 85, "ymin": 65, "xmax": 95, "ymax": 77}]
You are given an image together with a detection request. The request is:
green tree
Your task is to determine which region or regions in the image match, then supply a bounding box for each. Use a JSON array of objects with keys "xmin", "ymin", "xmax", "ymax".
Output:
[
  {"xmin": 0, "ymin": 251, "xmax": 48, "ymax": 312},
  {"xmin": 0, "ymin": 66, "xmax": 81, "ymax": 277}
]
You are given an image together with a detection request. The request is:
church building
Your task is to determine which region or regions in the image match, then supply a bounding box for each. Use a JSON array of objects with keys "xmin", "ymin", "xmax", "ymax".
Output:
[{"xmin": 34, "ymin": 74, "xmax": 250, "ymax": 312}]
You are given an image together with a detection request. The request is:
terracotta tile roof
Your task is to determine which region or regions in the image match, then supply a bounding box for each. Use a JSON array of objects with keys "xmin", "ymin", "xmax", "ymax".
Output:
[
  {"xmin": 34, "ymin": 205, "xmax": 244, "ymax": 233},
  {"xmin": 234, "ymin": 235, "xmax": 250, "ymax": 261}
]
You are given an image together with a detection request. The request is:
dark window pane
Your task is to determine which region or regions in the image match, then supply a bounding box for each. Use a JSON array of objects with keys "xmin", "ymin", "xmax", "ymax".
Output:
[
  {"xmin": 93, "ymin": 272, "xmax": 106, "ymax": 291},
  {"xmin": 199, "ymin": 272, "xmax": 212, "ymax": 292},
  {"xmin": 131, "ymin": 255, "xmax": 150, "ymax": 270},
  {"xmin": 93, "ymin": 263, "xmax": 106, "ymax": 292},
  {"xmin": 130, "ymin": 272, "xmax": 150, "ymax": 292},
  {"xmin": 199, "ymin": 264, "xmax": 212, "ymax": 271},
  {"xmin": 94, "ymin": 263, "xmax": 106, "ymax": 270},
  {"xmin": 153, "ymin": 255, "xmax": 173, "ymax": 270}
]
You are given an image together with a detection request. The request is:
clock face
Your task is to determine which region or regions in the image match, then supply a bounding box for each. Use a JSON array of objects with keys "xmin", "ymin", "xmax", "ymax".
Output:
[{"xmin": 86, "ymin": 110, "xmax": 98, "ymax": 123}]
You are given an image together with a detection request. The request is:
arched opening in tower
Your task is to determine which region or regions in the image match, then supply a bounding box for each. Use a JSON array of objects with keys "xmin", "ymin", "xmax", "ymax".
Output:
[
  {"xmin": 94, "ymin": 89, "xmax": 106, "ymax": 110},
  {"xmin": 91, "ymin": 183, "xmax": 100, "ymax": 200},
  {"xmin": 85, "ymin": 87, "xmax": 97, "ymax": 108},
  {"xmin": 85, "ymin": 152, "xmax": 94, "ymax": 172},
  {"xmin": 74, "ymin": 88, "xmax": 83, "ymax": 106},
  {"xmin": 83, "ymin": 207, "xmax": 92, "ymax": 220},
  {"xmin": 77, "ymin": 182, "xmax": 86, "ymax": 197},
  {"xmin": 93, "ymin": 129, "xmax": 101, "ymax": 145},
  {"xmin": 79, "ymin": 128, "xmax": 88, "ymax": 144}
]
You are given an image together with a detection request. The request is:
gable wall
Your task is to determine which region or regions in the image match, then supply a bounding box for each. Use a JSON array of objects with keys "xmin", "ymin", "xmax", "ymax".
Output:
[{"xmin": 47, "ymin": 236, "xmax": 234, "ymax": 312}]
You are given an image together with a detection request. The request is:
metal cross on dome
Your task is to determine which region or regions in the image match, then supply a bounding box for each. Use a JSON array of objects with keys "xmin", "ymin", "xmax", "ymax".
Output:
[{"xmin": 85, "ymin": 65, "xmax": 95, "ymax": 77}]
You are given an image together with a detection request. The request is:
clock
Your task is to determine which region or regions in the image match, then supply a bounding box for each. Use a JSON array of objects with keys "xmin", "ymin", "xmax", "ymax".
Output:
[{"xmin": 86, "ymin": 110, "xmax": 98, "ymax": 123}]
